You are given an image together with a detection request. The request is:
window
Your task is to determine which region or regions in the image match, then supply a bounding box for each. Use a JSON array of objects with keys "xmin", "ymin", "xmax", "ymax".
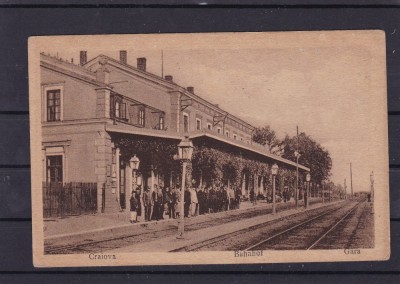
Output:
[
  {"xmin": 196, "ymin": 118, "xmax": 201, "ymax": 130},
  {"xmin": 47, "ymin": 89, "xmax": 61, "ymax": 122},
  {"xmin": 240, "ymin": 137, "xmax": 243, "ymax": 141},
  {"xmin": 233, "ymin": 134, "xmax": 237, "ymax": 140},
  {"xmin": 110, "ymin": 94, "xmax": 126, "ymax": 120},
  {"xmin": 183, "ymin": 113, "xmax": 189, "ymax": 132},
  {"xmin": 207, "ymin": 123, "xmax": 212, "ymax": 130},
  {"xmin": 138, "ymin": 107, "xmax": 145, "ymax": 126},
  {"xmin": 115, "ymin": 101, "xmax": 120, "ymax": 118},
  {"xmin": 46, "ymin": 155, "xmax": 63, "ymax": 183},
  {"xmin": 217, "ymin": 127, "xmax": 221, "ymax": 134},
  {"xmin": 225, "ymin": 131, "xmax": 229, "ymax": 137},
  {"xmin": 159, "ymin": 115, "xmax": 165, "ymax": 130}
]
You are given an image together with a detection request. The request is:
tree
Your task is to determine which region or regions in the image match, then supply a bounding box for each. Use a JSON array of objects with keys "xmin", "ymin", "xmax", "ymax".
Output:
[
  {"xmin": 252, "ymin": 126, "xmax": 282, "ymax": 154},
  {"xmin": 280, "ymin": 132, "xmax": 332, "ymax": 185}
]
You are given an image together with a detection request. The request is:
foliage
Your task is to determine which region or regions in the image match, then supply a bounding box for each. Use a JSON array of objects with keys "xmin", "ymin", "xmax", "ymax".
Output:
[
  {"xmin": 111, "ymin": 133, "xmax": 302, "ymax": 191},
  {"xmin": 191, "ymin": 142, "xmax": 296, "ymax": 189},
  {"xmin": 112, "ymin": 134, "xmax": 181, "ymax": 175},
  {"xmin": 252, "ymin": 126, "xmax": 282, "ymax": 154},
  {"xmin": 280, "ymin": 132, "xmax": 332, "ymax": 185}
]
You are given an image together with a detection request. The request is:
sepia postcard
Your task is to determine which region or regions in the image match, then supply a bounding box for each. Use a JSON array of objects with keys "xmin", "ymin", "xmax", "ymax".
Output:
[{"xmin": 29, "ymin": 31, "xmax": 390, "ymax": 267}]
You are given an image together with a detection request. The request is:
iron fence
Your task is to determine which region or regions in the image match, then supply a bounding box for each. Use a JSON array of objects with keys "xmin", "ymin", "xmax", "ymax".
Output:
[{"xmin": 43, "ymin": 182, "xmax": 98, "ymax": 218}]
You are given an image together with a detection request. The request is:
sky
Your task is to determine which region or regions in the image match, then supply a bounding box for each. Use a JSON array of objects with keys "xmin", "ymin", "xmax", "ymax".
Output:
[{"xmin": 36, "ymin": 31, "xmax": 388, "ymax": 192}]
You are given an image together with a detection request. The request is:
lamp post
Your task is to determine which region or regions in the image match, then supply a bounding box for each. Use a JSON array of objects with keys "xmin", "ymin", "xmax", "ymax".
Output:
[
  {"xmin": 129, "ymin": 155, "xmax": 141, "ymax": 218},
  {"xmin": 370, "ymin": 171, "xmax": 374, "ymax": 214},
  {"xmin": 177, "ymin": 136, "xmax": 194, "ymax": 239},
  {"xmin": 306, "ymin": 173, "xmax": 311, "ymax": 209},
  {"xmin": 271, "ymin": 163, "xmax": 279, "ymax": 215},
  {"xmin": 294, "ymin": 151, "xmax": 301, "ymax": 208}
]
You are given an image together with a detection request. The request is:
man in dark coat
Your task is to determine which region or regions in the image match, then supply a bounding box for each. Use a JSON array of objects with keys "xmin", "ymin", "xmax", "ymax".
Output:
[
  {"xmin": 235, "ymin": 188, "xmax": 241, "ymax": 209},
  {"xmin": 155, "ymin": 186, "xmax": 164, "ymax": 220},
  {"xmin": 197, "ymin": 186, "xmax": 205, "ymax": 215},
  {"xmin": 129, "ymin": 191, "xmax": 139, "ymax": 223},
  {"xmin": 134, "ymin": 188, "xmax": 142, "ymax": 219},
  {"xmin": 151, "ymin": 185, "xmax": 163, "ymax": 220},
  {"xmin": 143, "ymin": 186, "xmax": 152, "ymax": 221},
  {"xmin": 209, "ymin": 186, "xmax": 217, "ymax": 213},
  {"xmin": 164, "ymin": 187, "xmax": 174, "ymax": 219}
]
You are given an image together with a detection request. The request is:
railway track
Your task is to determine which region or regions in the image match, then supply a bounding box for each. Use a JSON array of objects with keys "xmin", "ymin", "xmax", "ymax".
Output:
[
  {"xmin": 310, "ymin": 200, "xmax": 374, "ymax": 250},
  {"xmin": 171, "ymin": 200, "xmax": 354, "ymax": 252},
  {"xmin": 245, "ymin": 200, "xmax": 362, "ymax": 251},
  {"xmin": 45, "ymin": 199, "xmax": 315, "ymax": 254}
]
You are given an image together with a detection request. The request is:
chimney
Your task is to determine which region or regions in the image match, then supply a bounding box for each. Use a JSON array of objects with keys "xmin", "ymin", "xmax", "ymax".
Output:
[
  {"xmin": 137, "ymin": 57, "xmax": 146, "ymax": 72},
  {"xmin": 119, "ymin": 50, "xmax": 127, "ymax": 64},
  {"xmin": 187, "ymin": 86, "xmax": 194, "ymax": 93},
  {"xmin": 165, "ymin": 75, "xmax": 173, "ymax": 82},
  {"xmin": 80, "ymin": 51, "xmax": 87, "ymax": 65}
]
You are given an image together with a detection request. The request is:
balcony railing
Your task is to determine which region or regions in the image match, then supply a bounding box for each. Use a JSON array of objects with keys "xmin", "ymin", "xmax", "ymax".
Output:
[{"xmin": 110, "ymin": 93, "xmax": 166, "ymax": 130}]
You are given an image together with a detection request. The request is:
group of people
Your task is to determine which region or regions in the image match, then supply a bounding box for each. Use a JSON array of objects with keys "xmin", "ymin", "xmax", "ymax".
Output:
[
  {"xmin": 129, "ymin": 184, "xmax": 242, "ymax": 223},
  {"xmin": 129, "ymin": 184, "xmax": 172, "ymax": 223}
]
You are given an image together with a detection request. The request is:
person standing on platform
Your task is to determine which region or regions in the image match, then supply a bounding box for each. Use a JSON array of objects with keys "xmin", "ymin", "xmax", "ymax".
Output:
[
  {"xmin": 235, "ymin": 187, "xmax": 241, "ymax": 209},
  {"xmin": 184, "ymin": 187, "xmax": 191, "ymax": 218},
  {"xmin": 156, "ymin": 186, "xmax": 164, "ymax": 220},
  {"xmin": 134, "ymin": 187, "xmax": 142, "ymax": 221},
  {"xmin": 227, "ymin": 186, "xmax": 235, "ymax": 210},
  {"xmin": 190, "ymin": 186, "xmax": 198, "ymax": 216},
  {"xmin": 129, "ymin": 190, "xmax": 139, "ymax": 223},
  {"xmin": 164, "ymin": 187, "xmax": 174, "ymax": 219},
  {"xmin": 250, "ymin": 189, "xmax": 255, "ymax": 206},
  {"xmin": 151, "ymin": 185, "xmax": 162, "ymax": 220},
  {"xmin": 151, "ymin": 185, "xmax": 157, "ymax": 220},
  {"xmin": 217, "ymin": 186, "xmax": 225, "ymax": 212},
  {"xmin": 143, "ymin": 186, "xmax": 152, "ymax": 221},
  {"xmin": 197, "ymin": 186, "xmax": 205, "ymax": 215}
]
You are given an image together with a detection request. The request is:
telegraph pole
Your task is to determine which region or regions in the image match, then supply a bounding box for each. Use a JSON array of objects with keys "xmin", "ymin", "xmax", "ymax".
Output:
[
  {"xmin": 344, "ymin": 178, "xmax": 347, "ymax": 200},
  {"xmin": 350, "ymin": 163, "xmax": 353, "ymax": 199}
]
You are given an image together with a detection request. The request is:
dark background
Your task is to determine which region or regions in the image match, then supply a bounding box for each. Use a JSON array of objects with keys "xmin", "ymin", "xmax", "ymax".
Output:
[{"xmin": 0, "ymin": 2, "xmax": 399, "ymax": 283}]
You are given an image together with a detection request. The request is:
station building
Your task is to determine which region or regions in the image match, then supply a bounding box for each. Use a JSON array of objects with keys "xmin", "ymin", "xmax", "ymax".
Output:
[{"xmin": 40, "ymin": 51, "xmax": 309, "ymax": 213}]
